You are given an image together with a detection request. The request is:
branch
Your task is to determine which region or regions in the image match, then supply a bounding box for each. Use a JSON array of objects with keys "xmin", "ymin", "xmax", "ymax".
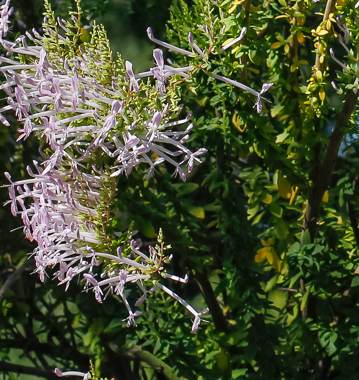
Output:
[
  {"xmin": 304, "ymin": 90, "xmax": 359, "ymax": 238},
  {"xmin": 244, "ymin": 0, "xmax": 251, "ymax": 28},
  {"xmin": 0, "ymin": 261, "xmax": 27, "ymax": 300},
  {"xmin": 0, "ymin": 339, "xmax": 89, "ymax": 368},
  {"xmin": 194, "ymin": 271, "xmax": 228, "ymax": 332},
  {"xmin": 0, "ymin": 361, "xmax": 58, "ymax": 379},
  {"xmin": 128, "ymin": 347, "xmax": 187, "ymax": 380},
  {"xmin": 348, "ymin": 200, "xmax": 359, "ymax": 247},
  {"xmin": 63, "ymin": 301, "xmax": 77, "ymax": 349},
  {"xmin": 315, "ymin": 0, "xmax": 336, "ymax": 69}
]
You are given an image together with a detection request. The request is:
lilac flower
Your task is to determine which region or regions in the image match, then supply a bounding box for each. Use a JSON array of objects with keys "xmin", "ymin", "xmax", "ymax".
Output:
[
  {"xmin": 55, "ymin": 368, "xmax": 90, "ymax": 379},
  {"xmin": 211, "ymin": 72, "xmax": 272, "ymax": 111},
  {"xmin": 157, "ymin": 283, "xmax": 208, "ymax": 332},
  {"xmin": 93, "ymin": 100, "xmax": 124, "ymax": 146},
  {"xmin": 110, "ymin": 107, "xmax": 206, "ymax": 179},
  {"xmin": 254, "ymin": 83, "xmax": 273, "ymax": 113},
  {"xmin": 221, "ymin": 27, "xmax": 247, "ymax": 51},
  {"xmin": 125, "ymin": 60, "xmax": 140, "ymax": 92},
  {"xmin": 0, "ymin": 0, "xmax": 13, "ymax": 40},
  {"xmin": 188, "ymin": 32, "xmax": 205, "ymax": 58},
  {"xmin": 146, "ymin": 27, "xmax": 195, "ymax": 57},
  {"xmin": 36, "ymin": 48, "xmax": 49, "ymax": 78},
  {"xmin": 83, "ymin": 273, "xmax": 104, "ymax": 303},
  {"xmin": 150, "ymin": 49, "xmax": 168, "ymax": 94},
  {"xmin": 114, "ymin": 269, "xmax": 127, "ymax": 296}
]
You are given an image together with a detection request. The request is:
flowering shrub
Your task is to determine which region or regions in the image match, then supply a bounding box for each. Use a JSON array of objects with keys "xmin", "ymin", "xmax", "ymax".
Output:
[{"xmin": 0, "ymin": 0, "xmax": 358, "ymax": 379}]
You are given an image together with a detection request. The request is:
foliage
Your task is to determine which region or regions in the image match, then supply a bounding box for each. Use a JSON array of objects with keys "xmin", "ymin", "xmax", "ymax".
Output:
[{"xmin": 0, "ymin": 0, "xmax": 358, "ymax": 380}]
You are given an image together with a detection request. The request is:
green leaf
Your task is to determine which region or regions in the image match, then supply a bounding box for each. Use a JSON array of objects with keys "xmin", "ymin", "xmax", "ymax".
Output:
[
  {"xmin": 265, "ymin": 274, "xmax": 279, "ymax": 292},
  {"xmin": 269, "ymin": 203, "xmax": 283, "ymax": 218},
  {"xmin": 189, "ymin": 206, "xmax": 205, "ymax": 219},
  {"xmin": 275, "ymin": 130, "xmax": 290, "ymax": 144},
  {"xmin": 103, "ymin": 319, "xmax": 123, "ymax": 334},
  {"xmin": 232, "ymin": 369, "xmax": 248, "ymax": 379},
  {"xmin": 268, "ymin": 289, "xmax": 288, "ymax": 310},
  {"xmin": 172, "ymin": 182, "xmax": 199, "ymax": 195},
  {"xmin": 351, "ymin": 276, "xmax": 359, "ymax": 288},
  {"xmin": 140, "ymin": 220, "xmax": 157, "ymax": 238}
]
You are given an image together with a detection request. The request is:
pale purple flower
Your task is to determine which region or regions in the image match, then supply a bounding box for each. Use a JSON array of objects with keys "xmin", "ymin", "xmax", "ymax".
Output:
[
  {"xmin": 191, "ymin": 315, "xmax": 201, "ymax": 333},
  {"xmin": 157, "ymin": 283, "xmax": 208, "ymax": 332},
  {"xmin": 125, "ymin": 60, "xmax": 139, "ymax": 92},
  {"xmin": 93, "ymin": 100, "xmax": 124, "ymax": 146},
  {"xmin": 36, "ymin": 48, "xmax": 49, "ymax": 78},
  {"xmin": 110, "ymin": 106, "xmax": 204, "ymax": 179},
  {"xmin": 255, "ymin": 83, "xmax": 273, "ymax": 113},
  {"xmin": 55, "ymin": 368, "xmax": 90, "ymax": 379},
  {"xmin": 114, "ymin": 270, "xmax": 127, "ymax": 296},
  {"xmin": 221, "ymin": 27, "xmax": 247, "ymax": 51},
  {"xmin": 188, "ymin": 32, "xmax": 205, "ymax": 58},
  {"xmin": 0, "ymin": 0, "xmax": 13, "ymax": 40},
  {"xmin": 151, "ymin": 49, "xmax": 168, "ymax": 94},
  {"xmin": 146, "ymin": 27, "xmax": 195, "ymax": 57},
  {"xmin": 84, "ymin": 273, "xmax": 103, "ymax": 303}
]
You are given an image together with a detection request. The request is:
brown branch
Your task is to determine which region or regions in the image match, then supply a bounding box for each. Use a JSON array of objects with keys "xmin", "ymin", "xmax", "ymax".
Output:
[
  {"xmin": 315, "ymin": 0, "xmax": 336, "ymax": 69},
  {"xmin": 194, "ymin": 271, "xmax": 227, "ymax": 332},
  {"xmin": 128, "ymin": 347, "xmax": 187, "ymax": 380},
  {"xmin": 348, "ymin": 200, "xmax": 359, "ymax": 247},
  {"xmin": 304, "ymin": 91, "xmax": 359, "ymax": 238},
  {"xmin": 0, "ymin": 261, "xmax": 27, "ymax": 300},
  {"xmin": 63, "ymin": 301, "xmax": 77, "ymax": 349},
  {"xmin": 244, "ymin": 0, "xmax": 251, "ymax": 27},
  {"xmin": 0, "ymin": 339, "xmax": 89, "ymax": 368},
  {"xmin": 0, "ymin": 361, "xmax": 58, "ymax": 379}
]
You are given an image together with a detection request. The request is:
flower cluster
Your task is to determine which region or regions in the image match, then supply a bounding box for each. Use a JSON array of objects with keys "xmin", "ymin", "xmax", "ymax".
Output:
[
  {"xmin": 0, "ymin": 0, "xmax": 210, "ymax": 330},
  {"xmin": 4, "ymin": 160, "xmax": 207, "ymax": 330},
  {"xmin": 0, "ymin": 30, "xmax": 205, "ymax": 178},
  {"xmin": 1, "ymin": 0, "xmax": 270, "ymax": 331}
]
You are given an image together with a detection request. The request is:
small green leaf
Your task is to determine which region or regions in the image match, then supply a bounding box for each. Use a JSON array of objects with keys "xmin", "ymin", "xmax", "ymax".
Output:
[
  {"xmin": 265, "ymin": 274, "xmax": 279, "ymax": 292},
  {"xmin": 351, "ymin": 276, "xmax": 359, "ymax": 288},
  {"xmin": 140, "ymin": 220, "xmax": 157, "ymax": 238},
  {"xmin": 173, "ymin": 182, "xmax": 199, "ymax": 195},
  {"xmin": 189, "ymin": 206, "xmax": 205, "ymax": 219},
  {"xmin": 275, "ymin": 130, "xmax": 290, "ymax": 143}
]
